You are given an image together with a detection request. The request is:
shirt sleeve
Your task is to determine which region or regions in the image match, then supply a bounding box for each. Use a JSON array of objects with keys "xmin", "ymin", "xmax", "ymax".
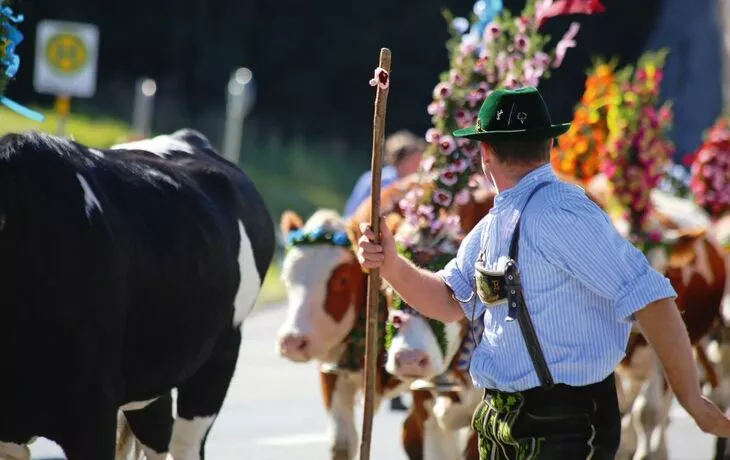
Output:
[
  {"xmin": 343, "ymin": 172, "xmax": 372, "ymax": 218},
  {"xmin": 436, "ymin": 216, "xmax": 488, "ymax": 320},
  {"xmin": 537, "ymin": 197, "xmax": 677, "ymax": 322}
]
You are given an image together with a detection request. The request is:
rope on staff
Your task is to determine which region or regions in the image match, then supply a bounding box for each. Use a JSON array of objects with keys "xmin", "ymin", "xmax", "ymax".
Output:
[{"xmin": 359, "ymin": 47, "xmax": 391, "ymax": 460}]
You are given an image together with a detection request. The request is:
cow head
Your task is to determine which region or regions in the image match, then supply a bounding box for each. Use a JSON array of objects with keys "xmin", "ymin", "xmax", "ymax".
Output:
[
  {"xmin": 277, "ymin": 209, "xmax": 365, "ymax": 363},
  {"xmin": 382, "ymin": 291, "xmax": 468, "ymax": 380}
]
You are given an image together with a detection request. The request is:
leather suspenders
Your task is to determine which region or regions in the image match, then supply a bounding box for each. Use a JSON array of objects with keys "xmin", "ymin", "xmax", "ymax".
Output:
[{"xmin": 504, "ymin": 181, "xmax": 555, "ymax": 390}]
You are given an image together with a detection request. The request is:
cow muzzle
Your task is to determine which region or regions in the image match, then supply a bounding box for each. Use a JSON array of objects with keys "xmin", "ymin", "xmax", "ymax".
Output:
[
  {"xmin": 393, "ymin": 349, "xmax": 432, "ymax": 378},
  {"xmin": 278, "ymin": 332, "xmax": 311, "ymax": 362}
]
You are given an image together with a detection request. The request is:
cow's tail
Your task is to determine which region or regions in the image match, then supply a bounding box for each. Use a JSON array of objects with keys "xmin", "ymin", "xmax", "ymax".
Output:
[{"xmin": 115, "ymin": 411, "xmax": 144, "ymax": 460}]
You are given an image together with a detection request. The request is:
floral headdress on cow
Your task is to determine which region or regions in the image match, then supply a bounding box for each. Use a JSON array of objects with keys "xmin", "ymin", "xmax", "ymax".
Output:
[
  {"xmin": 385, "ymin": 0, "xmax": 604, "ymax": 362},
  {"xmin": 0, "ymin": 2, "xmax": 43, "ymax": 121},
  {"xmin": 687, "ymin": 116, "xmax": 730, "ymax": 220}
]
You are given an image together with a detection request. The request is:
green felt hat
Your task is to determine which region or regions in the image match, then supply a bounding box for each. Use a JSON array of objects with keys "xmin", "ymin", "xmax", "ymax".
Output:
[{"xmin": 453, "ymin": 86, "xmax": 570, "ymax": 141}]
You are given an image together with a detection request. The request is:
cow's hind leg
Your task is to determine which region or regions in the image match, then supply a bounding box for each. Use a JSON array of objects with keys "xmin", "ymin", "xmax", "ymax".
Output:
[
  {"xmin": 120, "ymin": 393, "xmax": 174, "ymax": 460},
  {"xmin": 170, "ymin": 327, "xmax": 241, "ymax": 460}
]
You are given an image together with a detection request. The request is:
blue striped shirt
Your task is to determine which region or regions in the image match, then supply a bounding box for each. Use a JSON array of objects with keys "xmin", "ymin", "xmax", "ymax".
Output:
[{"xmin": 436, "ymin": 164, "xmax": 677, "ymax": 391}]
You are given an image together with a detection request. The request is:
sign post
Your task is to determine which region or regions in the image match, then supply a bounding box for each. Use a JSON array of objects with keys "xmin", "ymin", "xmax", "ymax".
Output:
[
  {"xmin": 132, "ymin": 78, "xmax": 157, "ymax": 138},
  {"xmin": 33, "ymin": 20, "xmax": 99, "ymax": 137},
  {"xmin": 222, "ymin": 67, "xmax": 255, "ymax": 165}
]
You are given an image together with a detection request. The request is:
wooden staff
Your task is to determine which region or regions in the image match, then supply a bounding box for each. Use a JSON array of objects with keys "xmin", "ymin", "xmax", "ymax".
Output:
[{"xmin": 359, "ymin": 47, "xmax": 391, "ymax": 460}]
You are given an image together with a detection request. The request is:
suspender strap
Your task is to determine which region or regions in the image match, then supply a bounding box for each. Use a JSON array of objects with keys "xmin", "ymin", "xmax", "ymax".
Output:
[{"xmin": 505, "ymin": 181, "xmax": 555, "ymax": 390}]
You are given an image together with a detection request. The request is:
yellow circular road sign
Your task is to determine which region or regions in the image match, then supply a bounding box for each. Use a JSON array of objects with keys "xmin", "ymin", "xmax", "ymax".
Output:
[{"xmin": 44, "ymin": 32, "xmax": 88, "ymax": 74}]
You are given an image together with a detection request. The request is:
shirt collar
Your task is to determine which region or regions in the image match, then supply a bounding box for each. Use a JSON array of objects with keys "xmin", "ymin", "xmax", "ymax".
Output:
[{"xmin": 492, "ymin": 163, "xmax": 556, "ymax": 212}]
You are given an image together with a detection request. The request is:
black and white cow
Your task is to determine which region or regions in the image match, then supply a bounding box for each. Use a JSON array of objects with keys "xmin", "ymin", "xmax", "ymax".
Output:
[{"xmin": 0, "ymin": 129, "xmax": 274, "ymax": 459}]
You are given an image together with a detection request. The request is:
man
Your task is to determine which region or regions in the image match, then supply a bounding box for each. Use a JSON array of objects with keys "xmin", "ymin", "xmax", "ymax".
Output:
[
  {"xmin": 343, "ymin": 129, "xmax": 424, "ymax": 218},
  {"xmin": 355, "ymin": 86, "xmax": 730, "ymax": 458}
]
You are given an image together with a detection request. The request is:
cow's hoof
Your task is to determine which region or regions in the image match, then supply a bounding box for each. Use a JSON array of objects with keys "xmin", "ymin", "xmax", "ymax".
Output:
[
  {"xmin": 390, "ymin": 396, "xmax": 408, "ymax": 411},
  {"xmin": 331, "ymin": 447, "xmax": 352, "ymax": 460}
]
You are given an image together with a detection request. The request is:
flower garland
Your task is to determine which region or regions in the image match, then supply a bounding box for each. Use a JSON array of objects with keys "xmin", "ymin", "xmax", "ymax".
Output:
[
  {"xmin": 285, "ymin": 226, "xmax": 351, "ymax": 248},
  {"xmin": 687, "ymin": 116, "xmax": 730, "ymax": 219},
  {"xmin": 550, "ymin": 58, "xmax": 622, "ymax": 182},
  {"xmin": 599, "ymin": 50, "xmax": 674, "ymax": 240},
  {"xmin": 0, "ymin": 2, "xmax": 43, "ymax": 121},
  {"xmin": 399, "ymin": 0, "xmax": 595, "ymax": 248},
  {"xmin": 385, "ymin": 0, "xmax": 601, "ymax": 361}
]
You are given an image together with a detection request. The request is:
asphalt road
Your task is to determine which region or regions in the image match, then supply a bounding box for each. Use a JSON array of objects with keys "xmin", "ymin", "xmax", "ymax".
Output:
[{"xmin": 30, "ymin": 303, "xmax": 721, "ymax": 460}]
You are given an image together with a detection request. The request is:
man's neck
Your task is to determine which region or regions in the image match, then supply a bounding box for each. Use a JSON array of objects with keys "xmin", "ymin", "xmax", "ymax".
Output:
[{"xmin": 491, "ymin": 161, "xmax": 548, "ymax": 193}]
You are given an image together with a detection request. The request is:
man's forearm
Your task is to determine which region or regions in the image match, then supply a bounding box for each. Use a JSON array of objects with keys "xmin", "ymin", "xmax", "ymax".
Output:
[
  {"xmin": 634, "ymin": 297, "xmax": 700, "ymax": 406},
  {"xmin": 382, "ymin": 255, "xmax": 463, "ymax": 323}
]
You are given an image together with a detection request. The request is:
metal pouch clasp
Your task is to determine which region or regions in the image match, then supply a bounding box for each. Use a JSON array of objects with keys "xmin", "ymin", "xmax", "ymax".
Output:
[{"xmin": 504, "ymin": 259, "xmax": 521, "ymax": 322}]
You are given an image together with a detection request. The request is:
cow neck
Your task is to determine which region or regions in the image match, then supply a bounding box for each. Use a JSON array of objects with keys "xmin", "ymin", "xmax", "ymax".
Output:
[
  {"xmin": 334, "ymin": 271, "xmax": 387, "ymax": 372},
  {"xmin": 385, "ymin": 244, "xmax": 453, "ymax": 356}
]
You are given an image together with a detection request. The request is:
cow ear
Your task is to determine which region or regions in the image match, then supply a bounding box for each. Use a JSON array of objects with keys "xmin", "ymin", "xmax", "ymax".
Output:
[
  {"xmin": 666, "ymin": 227, "xmax": 706, "ymax": 269},
  {"xmin": 280, "ymin": 210, "xmax": 303, "ymax": 238}
]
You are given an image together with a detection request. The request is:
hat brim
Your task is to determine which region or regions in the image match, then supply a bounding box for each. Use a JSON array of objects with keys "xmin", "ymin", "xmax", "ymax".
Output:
[{"xmin": 452, "ymin": 123, "xmax": 571, "ymax": 141}]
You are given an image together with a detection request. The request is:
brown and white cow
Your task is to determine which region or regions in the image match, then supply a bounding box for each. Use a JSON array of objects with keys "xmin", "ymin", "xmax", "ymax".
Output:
[
  {"xmin": 349, "ymin": 176, "xmax": 496, "ymax": 460},
  {"xmin": 276, "ymin": 208, "xmax": 408, "ymax": 460}
]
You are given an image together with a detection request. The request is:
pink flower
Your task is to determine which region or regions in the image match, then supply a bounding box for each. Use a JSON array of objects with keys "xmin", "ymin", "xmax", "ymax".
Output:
[
  {"xmin": 483, "ymin": 22, "xmax": 501, "ymax": 41},
  {"xmin": 421, "ymin": 155, "xmax": 436, "ymax": 172},
  {"xmin": 459, "ymin": 35, "xmax": 479, "ymax": 56},
  {"xmin": 449, "ymin": 69, "xmax": 464, "ymax": 86},
  {"xmin": 461, "ymin": 142, "xmax": 480, "ymax": 158},
  {"xmin": 504, "ymin": 75, "xmax": 520, "ymax": 89},
  {"xmin": 425, "ymin": 128, "xmax": 441, "ymax": 143},
  {"xmin": 455, "ymin": 109, "xmax": 475, "ymax": 128},
  {"xmin": 455, "ymin": 189, "xmax": 471, "ymax": 205},
  {"xmin": 439, "ymin": 169, "xmax": 459, "ymax": 186},
  {"xmin": 473, "ymin": 58, "xmax": 487, "ymax": 74},
  {"xmin": 514, "ymin": 34, "xmax": 530, "ymax": 53},
  {"xmin": 451, "ymin": 158, "xmax": 470, "ymax": 172},
  {"xmin": 433, "ymin": 82, "xmax": 452, "ymax": 100},
  {"xmin": 552, "ymin": 22, "xmax": 580, "ymax": 68},
  {"xmin": 368, "ymin": 67, "xmax": 390, "ymax": 89},
  {"xmin": 433, "ymin": 189, "xmax": 453, "ymax": 207},
  {"xmin": 429, "ymin": 219, "xmax": 444, "ymax": 233},
  {"xmin": 495, "ymin": 51, "xmax": 509, "ymax": 76},
  {"xmin": 467, "ymin": 90, "xmax": 485, "ymax": 108},
  {"xmin": 533, "ymin": 52, "xmax": 551, "ymax": 71},
  {"xmin": 438, "ymin": 136, "xmax": 457, "ymax": 155},
  {"xmin": 417, "ymin": 204, "xmax": 435, "ymax": 219},
  {"xmin": 428, "ymin": 101, "xmax": 446, "ymax": 117},
  {"xmin": 515, "ymin": 16, "xmax": 530, "ymax": 33}
]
